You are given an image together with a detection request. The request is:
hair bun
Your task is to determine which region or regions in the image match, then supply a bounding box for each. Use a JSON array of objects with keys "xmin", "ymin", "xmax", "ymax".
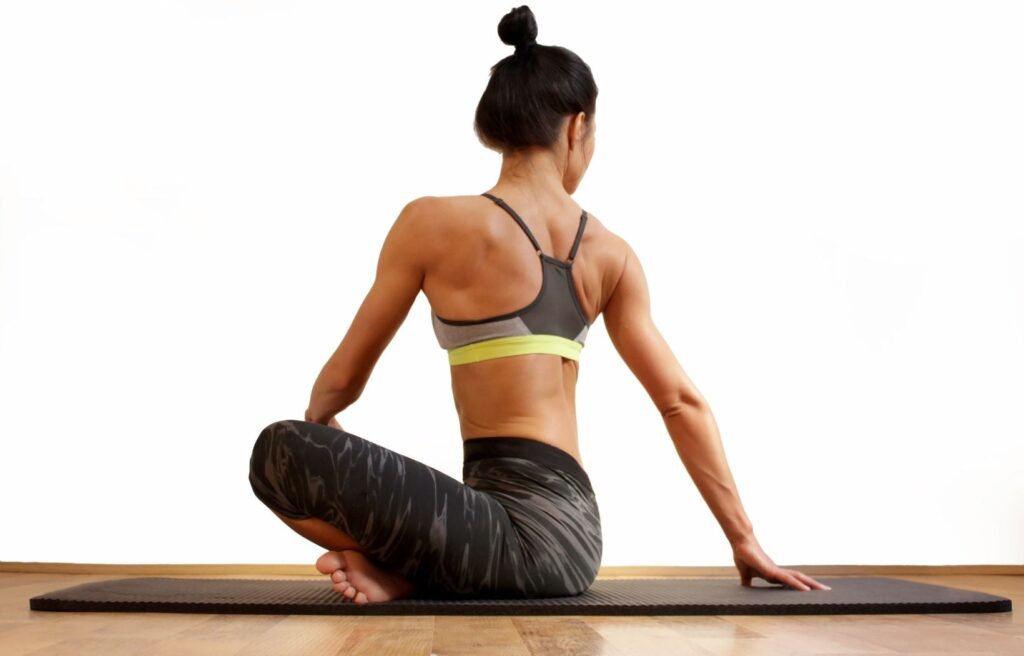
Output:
[{"xmin": 498, "ymin": 5, "xmax": 538, "ymax": 51}]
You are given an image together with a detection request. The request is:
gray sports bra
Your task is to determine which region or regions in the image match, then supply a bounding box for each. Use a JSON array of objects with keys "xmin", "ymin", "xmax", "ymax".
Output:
[{"xmin": 430, "ymin": 192, "xmax": 590, "ymax": 366}]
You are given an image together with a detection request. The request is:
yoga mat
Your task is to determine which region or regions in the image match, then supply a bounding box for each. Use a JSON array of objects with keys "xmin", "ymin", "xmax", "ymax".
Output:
[{"xmin": 28, "ymin": 576, "xmax": 1011, "ymax": 616}]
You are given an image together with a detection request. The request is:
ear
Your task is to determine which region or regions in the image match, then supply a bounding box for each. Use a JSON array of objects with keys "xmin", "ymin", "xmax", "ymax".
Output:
[{"xmin": 569, "ymin": 111, "xmax": 587, "ymax": 149}]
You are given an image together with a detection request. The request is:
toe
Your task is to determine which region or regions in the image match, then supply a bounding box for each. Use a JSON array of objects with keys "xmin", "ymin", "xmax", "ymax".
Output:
[
  {"xmin": 354, "ymin": 592, "xmax": 368, "ymax": 604},
  {"xmin": 315, "ymin": 551, "xmax": 344, "ymax": 575},
  {"xmin": 331, "ymin": 570, "xmax": 347, "ymax": 584},
  {"xmin": 344, "ymin": 586, "xmax": 357, "ymax": 599}
]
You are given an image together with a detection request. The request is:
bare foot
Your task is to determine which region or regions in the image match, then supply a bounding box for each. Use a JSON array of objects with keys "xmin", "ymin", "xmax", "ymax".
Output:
[{"xmin": 315, "ymin": 549, "xmax": 416, "ymax": 604}]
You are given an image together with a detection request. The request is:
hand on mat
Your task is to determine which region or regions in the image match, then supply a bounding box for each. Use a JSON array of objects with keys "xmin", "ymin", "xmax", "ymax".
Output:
[{"xmin": 731, "ymin": 534, "xmax": 831, "ymax": 592}]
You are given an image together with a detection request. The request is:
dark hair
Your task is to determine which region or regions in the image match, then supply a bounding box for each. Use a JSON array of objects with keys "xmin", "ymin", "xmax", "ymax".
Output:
[{"xmin": 474, "ymin": 5, "xmax": 598, "ymax": 153}]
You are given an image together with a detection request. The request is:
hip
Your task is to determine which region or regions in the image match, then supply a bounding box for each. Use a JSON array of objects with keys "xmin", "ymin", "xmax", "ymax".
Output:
[{"xmin": 461, "ymin": 435, "xmax": 602, "ymax": 565}]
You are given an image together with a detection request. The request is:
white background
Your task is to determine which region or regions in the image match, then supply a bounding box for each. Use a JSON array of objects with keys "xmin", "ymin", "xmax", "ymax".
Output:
[{"xmin": 1, "ymin": 1, "xmax": 1021, "ymax": 569}]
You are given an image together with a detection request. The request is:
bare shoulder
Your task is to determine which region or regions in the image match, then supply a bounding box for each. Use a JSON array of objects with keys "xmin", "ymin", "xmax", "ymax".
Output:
[
  {"xmin": 391, "ymin": 194, "xmax": 492, "ymax": 270},
  {"xmin": 401, "ymin": 194, "xmax": 485, "ymax": 233},
  {"xmin": 590, "ymin": 215, "xmax": 705, "ymax": 409},
  {"xmin": 576, "ymin": 210, "xmax": 634, "ymax": 319},
  {"xmin": 385, "ymin": 194, "xmax": 457, "ymax": 252}
]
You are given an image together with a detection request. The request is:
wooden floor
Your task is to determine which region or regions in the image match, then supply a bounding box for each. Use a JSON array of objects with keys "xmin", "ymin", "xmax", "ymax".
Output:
[{"xmin": 0, "ymin": 573, "xmax": 1019, "ymax": 655}]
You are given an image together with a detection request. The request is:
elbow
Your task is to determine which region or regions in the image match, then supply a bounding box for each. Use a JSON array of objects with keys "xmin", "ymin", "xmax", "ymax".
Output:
[
  {"xmin": 658, "ymin": 392, "xmax": 707, "ymax": 419},
  {"xmin": 317, "ymin": 363, "xmax": 365, "ymax": 397},
  {"xmin": 327, "ymin": 378, "xmax": 365, "ymax": 402},
  {"xmin": 313, "ymin": 371, "xmax": 365, "ymax": 407}
]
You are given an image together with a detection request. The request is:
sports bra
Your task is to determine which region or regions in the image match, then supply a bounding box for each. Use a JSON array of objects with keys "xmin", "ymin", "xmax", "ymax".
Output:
[{"xmin": 431, "ymin": 192, "xmax": 591, "ymax": 366}]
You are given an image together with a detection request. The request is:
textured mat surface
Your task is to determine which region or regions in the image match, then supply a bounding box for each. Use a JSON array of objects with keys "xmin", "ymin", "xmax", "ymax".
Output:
[{"xmin": 29, "ymin": 576, "xmax": 1011, "ymax": 616}]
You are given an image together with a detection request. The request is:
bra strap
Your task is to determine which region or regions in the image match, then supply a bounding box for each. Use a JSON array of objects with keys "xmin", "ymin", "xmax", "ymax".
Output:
[
  {"xmin": 567, "ymin": 211, "xmax": 588, "ymax": 263},
  {"xmin": 481, "ymin": 192, "xmax": 544, "ymax": 256}
]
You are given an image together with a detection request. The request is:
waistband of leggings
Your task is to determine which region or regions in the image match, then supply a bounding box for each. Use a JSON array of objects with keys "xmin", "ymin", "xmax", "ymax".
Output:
[{"xmin": 463, "ymin": 436, "xmax": 593, "ymax": 495}]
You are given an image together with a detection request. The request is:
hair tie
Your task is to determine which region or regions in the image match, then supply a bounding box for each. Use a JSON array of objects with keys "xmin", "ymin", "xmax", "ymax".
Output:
[{"xmin": 515, "ymin": 39, "xmax": 537, "ymax": 54}]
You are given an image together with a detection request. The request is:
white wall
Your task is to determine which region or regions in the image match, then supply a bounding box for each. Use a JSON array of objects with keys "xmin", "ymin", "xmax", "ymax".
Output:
[{"xmin": 1, "ymin": 1, "xmax": 1021, "ymax": 570}]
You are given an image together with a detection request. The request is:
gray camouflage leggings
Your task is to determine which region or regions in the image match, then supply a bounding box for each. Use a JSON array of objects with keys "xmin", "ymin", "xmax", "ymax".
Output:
[{"xmin": 248, "ymin": 419, "xmax": 603, "ymax": 599}]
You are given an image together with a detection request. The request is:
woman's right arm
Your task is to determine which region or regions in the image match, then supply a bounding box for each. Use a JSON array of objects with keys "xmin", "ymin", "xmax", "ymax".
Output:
[{"xmin": 602, "ymin": 237, "xmax": 754, "ymax": 545}]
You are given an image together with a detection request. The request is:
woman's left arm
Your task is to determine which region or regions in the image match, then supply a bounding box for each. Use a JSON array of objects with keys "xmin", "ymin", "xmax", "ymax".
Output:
[{"xmin": 304, "ymin": 198, "xmax": 430, "ymax": 425}]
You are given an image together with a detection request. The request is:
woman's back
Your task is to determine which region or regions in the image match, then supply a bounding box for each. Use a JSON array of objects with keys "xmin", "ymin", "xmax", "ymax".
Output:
[{"xmin": 420, "ymin": 191, "xmax": 621, "ymax": 467}]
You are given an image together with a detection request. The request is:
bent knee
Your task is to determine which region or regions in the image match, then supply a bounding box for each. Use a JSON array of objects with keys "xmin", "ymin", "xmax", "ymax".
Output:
[
  {"xmin": 248, "ymin": 420, "xmax": 310, "ymax": 517},
  {"xmin": 257, "ymin": 419, "xmax": 292, "ymax": 440},
  {"xmin": 250, "ymin": 420, "xmax": 293, "ymax": 472}
]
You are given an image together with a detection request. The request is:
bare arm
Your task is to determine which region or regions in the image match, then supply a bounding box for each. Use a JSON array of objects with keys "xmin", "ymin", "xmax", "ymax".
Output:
[
  {"xmin": 603, "ymin": 236, "xmax": 831, "ymax": 592},
  {"xmin": 603, "ymin": 237, "xmax": 754, "ymax": 545},
  {"xmin": 305, "ymin": 198, "xmax": 428, "ymax": 424}
]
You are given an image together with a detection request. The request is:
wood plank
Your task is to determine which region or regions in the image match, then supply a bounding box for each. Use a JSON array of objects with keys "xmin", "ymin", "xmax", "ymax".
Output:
[
  {"xmin": 584, "ymin": 615, "xmax": 721, "ymax": 655},
  {"xmin": 432, "ymin": 616, "xmax": 531, "ymax": 656},
  {"xmin": 513, "ymin": 616, "xmax": 627, "ymax": 656}
]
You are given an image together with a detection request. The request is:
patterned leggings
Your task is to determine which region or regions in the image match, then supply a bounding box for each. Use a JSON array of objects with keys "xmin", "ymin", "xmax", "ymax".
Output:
[{"xmin": 248, "ymin": 419, "xmax": 603, "ymax": 599}]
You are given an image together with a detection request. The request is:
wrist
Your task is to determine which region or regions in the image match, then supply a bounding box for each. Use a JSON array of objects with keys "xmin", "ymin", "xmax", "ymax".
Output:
[
  {"xmin": 307, "ymin": 386, "xmax": 355, "ymax": 425},
  {"xmin": 724, "ymin": 520, "xmax": 755, "ymax": 546}
]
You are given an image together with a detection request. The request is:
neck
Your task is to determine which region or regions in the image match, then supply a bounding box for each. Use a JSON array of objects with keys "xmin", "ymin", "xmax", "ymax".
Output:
[{"xmin": 493, "ymin": 147, "xmax": 567, "ymax": 200}]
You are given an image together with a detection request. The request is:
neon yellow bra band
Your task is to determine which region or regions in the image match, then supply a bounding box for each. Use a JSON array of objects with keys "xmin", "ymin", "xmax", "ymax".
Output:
[{"xmin": 447, "ymin": 334, "xmax": 583, "ymax": 366}]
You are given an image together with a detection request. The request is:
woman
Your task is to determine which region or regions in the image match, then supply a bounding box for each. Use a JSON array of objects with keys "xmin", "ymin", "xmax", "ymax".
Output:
[{"xmin": 248, "ymin": 5, "xmax": 830, "ymax": 603}]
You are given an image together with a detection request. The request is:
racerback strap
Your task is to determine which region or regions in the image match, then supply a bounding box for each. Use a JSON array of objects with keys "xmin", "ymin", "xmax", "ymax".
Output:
[{"xmin": 482, "ymin": 192, "xmax": 588, "ymax": 263}]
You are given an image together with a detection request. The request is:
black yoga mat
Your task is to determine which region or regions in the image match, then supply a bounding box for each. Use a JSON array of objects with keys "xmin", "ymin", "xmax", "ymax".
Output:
[{"xmin": 28, "ymin": 576, "xmax": 1011, "ymax": 616}]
